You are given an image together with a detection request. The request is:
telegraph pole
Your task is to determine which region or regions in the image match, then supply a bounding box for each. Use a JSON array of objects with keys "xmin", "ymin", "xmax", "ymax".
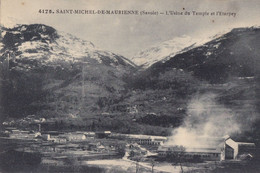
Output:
[
  {"xmin": 7, "ymin": 53, "xmax": 10, "ymax": 70},
  {"xmin": 82, "ymin": 64, "xmax": 85, "ymax": 101},
  {"xmin": 4, "ymin": 53, "xmax": 10, "ymax": 78},
  {"xmin": 81, "ymin": 63, "xmax": 85, "ymax": 111},
  {"xmin": 136, "ymin": 161, "xmax": 139, "ymax": 173},
  {"xmin": 151, "ymin": 160, "xmax": 155, "ymax": 173}
]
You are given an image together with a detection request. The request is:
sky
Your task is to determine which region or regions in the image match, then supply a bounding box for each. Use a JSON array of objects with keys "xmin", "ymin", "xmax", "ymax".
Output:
[{"xmin": 1, "ymin": 0, "xmax": 260, "ymax": 58}]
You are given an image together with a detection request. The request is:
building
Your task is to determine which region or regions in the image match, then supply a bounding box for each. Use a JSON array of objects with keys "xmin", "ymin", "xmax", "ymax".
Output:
[
  {"xmin": 84, "ymin": 131, "xmax": 95, "ymax": 138},
  {"xmin": 87, "ymin": 142, "xmax": 107, "ymax": 152},
  {"xmin": 158, "ymin": 145, "xmax": 221, "ymax": 161},
  {"xmin": 129, "ymin": 135, "xmax": 167, "ymax": 145},
  {"xmin": 95, "ymin": 131, "xmax": 111, "ymax": 138},
  {"xmin": 110, "ymin": 133, "xmax": 167, "ymax": 145},
  {"xmin": 223, "ymin": 136, "xmax": 255, "ymax": 160},
  {"xmin": 41, "ymin": 134, "xmax": 51, "ymax": 141},
  {"xmin": 60, "ymin": 132, "xmax": 86, "ymax": 141},
  {"xmin": 9, "ymin": 129, "xmax": 41, "ymax": 139},
  {"xmin": 157, "ymin": 136, "xmax": 255, "ymax": 161},
  {"xmin": 52, "ymin": 136, "xmax": 67, "ymax": 143}
]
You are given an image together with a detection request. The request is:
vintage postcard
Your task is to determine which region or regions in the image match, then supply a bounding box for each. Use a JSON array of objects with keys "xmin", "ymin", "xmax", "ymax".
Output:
[{"xmin": 0, "ymin": 0, "xmax": 260, "ymax": 172}]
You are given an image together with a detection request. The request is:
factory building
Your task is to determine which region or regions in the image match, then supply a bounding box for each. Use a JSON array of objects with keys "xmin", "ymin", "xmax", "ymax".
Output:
[
  {"xmin": 110, "ymin": 133, "xmax": 167, "ymax": 145},
  {"xmin": 222, "ymin": 136, "xmax": 255, "ymax": 160},
  {"xmin": 158, "ymin": 145, "xmax": 221, "ymax": 161},
  {"xmin": 158, "ymin": 136, "xmax": 255, "ymax": 161}
]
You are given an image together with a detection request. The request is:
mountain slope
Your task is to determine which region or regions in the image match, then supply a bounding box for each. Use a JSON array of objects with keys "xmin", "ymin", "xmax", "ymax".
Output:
[
  {"xmin": 0, "ymin": 25, "xmax": 259, "ymax": 139},
  {"xmin": 148, "ymin": 27, "xmax": 260, "ymax": 83},
  {"xmin": 0, "ymin": 24, "xmax": 136, "ymax": 120},
  {"xmin": 1, "ymin": 24, "xmax": 136, "ymax": 69},
  {"xmin": 126, "ymin": 27, "xmax": 260, "ymax": 138},
  {"xmin": 130, "ymin": 31, "xmax": 229, "ymax": 69}
]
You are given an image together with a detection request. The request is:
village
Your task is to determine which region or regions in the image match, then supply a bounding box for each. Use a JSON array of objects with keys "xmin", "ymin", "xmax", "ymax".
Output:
[{"xmin": 0, "ymin": 121, "xmax": 257, "ymax": 173}]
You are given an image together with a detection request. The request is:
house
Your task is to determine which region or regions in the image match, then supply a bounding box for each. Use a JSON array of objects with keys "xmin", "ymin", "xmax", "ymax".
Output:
[
  {"xmin": 87, "ymin": 142, "xmax": 106, "ymax": 152},
  {"xmin": 11, "ymin": 129, "xmax": 20, "ymax": 134},
  {"xmin": 41, "ymin": 134, "xmax": 51, "ymax": 141},
  {"xmin": 128, "ymin": 143, "xmax": 148, "ymax": 156},
  {"xmin": 84, "ymin": 132, "xmax": 95, "ymax": 138},
  {"xmin": 223, "ymin": 136, "xmax": 255, "ymax": 160},
  {"xmin": 96, "ymin": 145, "xmax": 106, "ymax": 152},
  {"xmin": 28, "ymin": 132, "xmax": 41, "ymax": 138},
  {"xmin": 96, "ymin": 131, "xmax": 111, "ymax": 138},
  {"xmin": 9, "ymin": 130, "xmax": 21, "ymax": 138},
  {"xmin": 61, "ymin": 132, "xmax": 86, "ymax": 141},
  {"xmin": 5, "ymin": 127, "xmax": 18, "ymax": 132},
  {"xmin": 52, "ymin": 136, "xmax": 67, "ymax": 143},
  {"xmin": 9, "ymin": 129, "xmax": 41, "ymax": 139}
]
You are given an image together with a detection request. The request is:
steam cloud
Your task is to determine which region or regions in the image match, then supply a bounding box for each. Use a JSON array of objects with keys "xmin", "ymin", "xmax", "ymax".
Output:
[{"xmin": 166, "ymin": 93, "xmax": 242, "ymax": 148}]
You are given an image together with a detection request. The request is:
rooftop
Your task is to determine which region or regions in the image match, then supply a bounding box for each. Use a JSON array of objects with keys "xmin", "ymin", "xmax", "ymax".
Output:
[{"xmin": 158, "ymin": 145, "xmax": 221, "ymax": 154}]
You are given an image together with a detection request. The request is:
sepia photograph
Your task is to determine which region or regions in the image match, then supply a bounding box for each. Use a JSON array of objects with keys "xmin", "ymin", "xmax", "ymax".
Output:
[{"xmin": 0, "ymin": 0, "xmax": 260, "ymax": 172}]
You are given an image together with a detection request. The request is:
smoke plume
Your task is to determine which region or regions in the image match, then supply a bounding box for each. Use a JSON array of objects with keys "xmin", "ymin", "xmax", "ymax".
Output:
[{"xmin": 166, "ymin": 93, "xmax": 242, "ymax": 148}]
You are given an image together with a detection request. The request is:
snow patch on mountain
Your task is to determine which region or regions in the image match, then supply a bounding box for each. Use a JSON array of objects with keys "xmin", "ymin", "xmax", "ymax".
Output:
[
  {"xmin": 55, "ymin": 33, "xmax": 135, "ymax": 66},
  {"xmin": 2, "ymin": 24, "xmax": 135, "ymax": 68},
  {"xmin": 131, "ymin": 29, "xmax": 232, "ymax": 68}
]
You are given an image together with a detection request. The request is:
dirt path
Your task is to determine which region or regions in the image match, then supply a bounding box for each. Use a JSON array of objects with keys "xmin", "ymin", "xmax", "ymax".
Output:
[{"xmin": 85, "ymin": 158, "xmax": 183, "ymax": 173}]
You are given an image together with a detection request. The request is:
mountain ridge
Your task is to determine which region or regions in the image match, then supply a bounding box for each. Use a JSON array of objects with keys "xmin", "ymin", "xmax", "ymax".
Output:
[
  {"xmin": 0, "ymin": 24, "xmax": 136, "ymax": 121},
  {"xmin": 146, "ymin": 26, "xmax": 260, "ymax": 83},
  {"xmin": 130, "ymin": 29, "xmax": 232, "ymax": 69}
]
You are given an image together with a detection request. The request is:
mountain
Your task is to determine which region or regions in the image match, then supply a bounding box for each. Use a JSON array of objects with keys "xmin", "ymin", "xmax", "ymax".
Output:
[
  {"xmin": 148, "ymin": 27, "xmax": 260, "ymax": 83},
  {"xmin": 0, "ymin": 25, "xmax": 259, "ymax": 139},
  {"xmin": 0, "ymin": 24, "xmax": 136, "ymax": 122},
  {"xmin": 126, "ymin": 27, "xmax": 260, "ymax": 138},
  {"xmin": 130, "ymin": 31, "xmax": 229, "ymax": 69},
  {"xmin": 1, "ymin": 24, "xmax": 135, "ymax": 69}
]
